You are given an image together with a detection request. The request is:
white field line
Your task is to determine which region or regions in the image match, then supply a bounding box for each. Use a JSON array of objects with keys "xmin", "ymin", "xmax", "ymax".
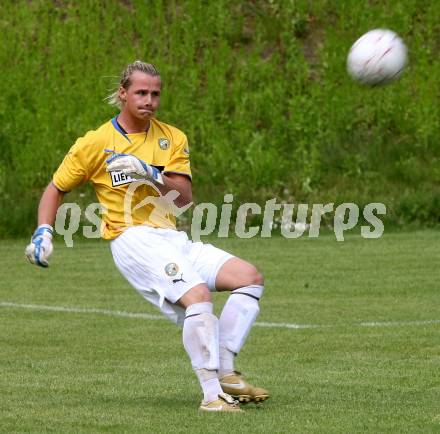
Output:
[{"xmin": 1, "ymin": 302, "xmax": 440, "ymax": 330}]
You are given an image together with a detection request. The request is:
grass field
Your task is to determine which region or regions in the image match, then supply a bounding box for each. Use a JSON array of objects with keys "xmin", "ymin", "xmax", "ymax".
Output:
[{"xmin": 1, "ymin": 231, "xmax": 439, "ymax": 433}]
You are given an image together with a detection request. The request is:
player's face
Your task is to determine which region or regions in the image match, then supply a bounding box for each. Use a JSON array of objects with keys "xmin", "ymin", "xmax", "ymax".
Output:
[{"xmin": 120, "ymin": 71, "xmax": 161, "ymax": 121}]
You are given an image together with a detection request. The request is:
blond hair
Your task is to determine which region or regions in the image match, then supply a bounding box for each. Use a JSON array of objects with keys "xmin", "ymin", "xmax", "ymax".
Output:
[{"xmin": 107, "ymin": 60, "xmax": 161, "ymax": 109}]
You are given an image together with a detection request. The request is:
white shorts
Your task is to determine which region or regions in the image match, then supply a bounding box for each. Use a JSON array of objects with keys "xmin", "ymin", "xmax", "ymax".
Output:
[{"xmin": 110, "ymin": 226, "xmax": 234, "ymax": 325}]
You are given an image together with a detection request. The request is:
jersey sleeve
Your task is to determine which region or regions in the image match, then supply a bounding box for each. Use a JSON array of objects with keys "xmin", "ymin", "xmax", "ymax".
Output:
[
  {"xmin": 163, "ymin": 133, "xmax": 192, "ymax": 179},
  {"xmin": 52, "ymin": 134, "xmax": 94, "ymax": 192}
]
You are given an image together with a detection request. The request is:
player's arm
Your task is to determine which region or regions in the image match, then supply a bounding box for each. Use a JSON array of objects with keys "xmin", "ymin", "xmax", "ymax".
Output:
[
  {"xmin": 27, "ymin": 131, "xmax": 93, "ymax": 267},
  {"xmin": 38, "ymin": 182, "xmax": 66, "ymax": 225},
  {"xmin": 25, "ymin": 182, "xmax": 65, "ymax": 267},
  {"xmin": 158, "ymin": 173, "xmax": 192, "ymax": 207},
  {"xmin": 105, "ymin": 151, "xmax": 192, "ymax": 207}
]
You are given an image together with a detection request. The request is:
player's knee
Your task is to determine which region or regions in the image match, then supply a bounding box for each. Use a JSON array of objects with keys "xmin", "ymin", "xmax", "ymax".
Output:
[
  {"xmin": 178, "ymin": 283, "xmax": 211, "ymax": 308},
  {"xmin": 189, "ymin": 285, "xmax": 211, "ymax": 303},
  {"xmin": 245, "ymin": 265, "xmax": 264, "ymax": 287},
  {"xmin": 254, "ymin": 269, "xmax": 264, "ymax": 286}
]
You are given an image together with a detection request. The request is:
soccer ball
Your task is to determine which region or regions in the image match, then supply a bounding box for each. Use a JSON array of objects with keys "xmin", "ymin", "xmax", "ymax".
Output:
[{"xmin": 347, "ymin": 29, "xmax": 407, "ymax": 86}]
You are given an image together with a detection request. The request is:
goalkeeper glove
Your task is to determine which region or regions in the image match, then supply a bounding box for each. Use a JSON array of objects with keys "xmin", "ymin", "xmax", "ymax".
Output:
[
  {"xmin": 105, "ymin": 151, "xmax": 164, "ymax": 185},
  {"xmin": 25, "ymin": 224, "xmax": 54, "ymax": 268}
]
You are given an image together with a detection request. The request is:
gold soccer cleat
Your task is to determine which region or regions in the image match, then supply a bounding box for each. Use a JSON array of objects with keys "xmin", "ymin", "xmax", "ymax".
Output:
[
  {"xmin": 219, "ymin": 371, "xmax": 269, "ymax": 404},
  {"xmin": 199, "ymin": 393, "xmax": 244, "ymax": 412}
]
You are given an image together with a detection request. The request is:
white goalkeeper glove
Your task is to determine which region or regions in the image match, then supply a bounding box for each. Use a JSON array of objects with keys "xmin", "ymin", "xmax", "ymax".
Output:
[
  {"xmin": 105, "ymin": 151, "xmax": 164, "ymax": 185},
  {"xmin": 25, "ymin": 224, "xmax": 54, "ymax": 268}
]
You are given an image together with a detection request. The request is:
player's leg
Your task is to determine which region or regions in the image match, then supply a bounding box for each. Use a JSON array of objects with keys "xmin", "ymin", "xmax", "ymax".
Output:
[
  {"xmin": 187, "ymin": 240, "xmax": 268, "ymax": 403},
  {"xmin": 216, "ymin": 257, "xmax": 264, "ymax": 375},
  {"xmin": 215, "ymin": 257, "xmax": 269, "ymax": 403},
  {"xmin": 110, "ymin": 226, "xmax": 241, "ymax": 411},
  {"xmin": 177, "ymin": 284, "xmax": 242, "ymax": 412}
]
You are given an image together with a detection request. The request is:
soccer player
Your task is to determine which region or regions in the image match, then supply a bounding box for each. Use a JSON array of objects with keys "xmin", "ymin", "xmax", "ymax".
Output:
[{"xmin": 25, "ymin": 61, "xmax": 269, "ymax": 412}]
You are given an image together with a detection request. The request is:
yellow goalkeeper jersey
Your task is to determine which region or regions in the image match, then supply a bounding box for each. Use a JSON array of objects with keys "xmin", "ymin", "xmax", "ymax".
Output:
[{"xmin": 53, "ymin": 117, "xmax": 191, "ymax": 240}]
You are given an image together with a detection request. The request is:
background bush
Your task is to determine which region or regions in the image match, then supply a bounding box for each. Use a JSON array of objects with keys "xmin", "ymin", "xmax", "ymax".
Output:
[{"xmin": 1, "ymin": 0, "xmax": 439, "ymax": 237}]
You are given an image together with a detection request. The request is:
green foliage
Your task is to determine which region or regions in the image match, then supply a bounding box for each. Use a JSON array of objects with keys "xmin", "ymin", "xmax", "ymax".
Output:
[{"xmin": 1, "ymin": 0, "xmax": 439, "ymax": 237}]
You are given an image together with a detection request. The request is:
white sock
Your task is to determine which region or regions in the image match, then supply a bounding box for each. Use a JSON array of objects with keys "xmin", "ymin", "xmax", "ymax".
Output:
[
  {"xmin": 219, "ymin": 346, "xmax": 235, "ymax": 378},
  {"xmin": 218, "ymin": 285, "xmax": 263, "ymax": 377},
  {"xmin": 182, "ymin": 302, "xmax": 223, "ymax": 402},
  {"xmin": 195, "ymin": 369, "xmax": 223, "ymax": 403}
]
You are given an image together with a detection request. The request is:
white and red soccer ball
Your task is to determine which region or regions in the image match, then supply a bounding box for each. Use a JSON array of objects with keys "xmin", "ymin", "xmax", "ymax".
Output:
[{"xmin": 347, "ymin": 29, "xmax": 408, "ymax": 86}]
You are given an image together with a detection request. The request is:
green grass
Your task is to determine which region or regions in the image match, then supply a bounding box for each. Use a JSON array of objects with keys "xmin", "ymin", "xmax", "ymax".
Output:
[{"xmin": 1, "ymin": 231, "xmax": 439, "ymax": 433}]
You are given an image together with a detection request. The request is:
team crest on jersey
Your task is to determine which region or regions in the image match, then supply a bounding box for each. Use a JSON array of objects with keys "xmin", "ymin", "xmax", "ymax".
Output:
[
  {"xmin": 109, "ymin": 171, "xmax": 133, "ymax": 187},
  {"xmin": 158, "ymin": 138, "xmax": 169, "ymax": 150},
  {"xmin": 165, "ymin": 262, "xmax": 179, "ymax": 276}
]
